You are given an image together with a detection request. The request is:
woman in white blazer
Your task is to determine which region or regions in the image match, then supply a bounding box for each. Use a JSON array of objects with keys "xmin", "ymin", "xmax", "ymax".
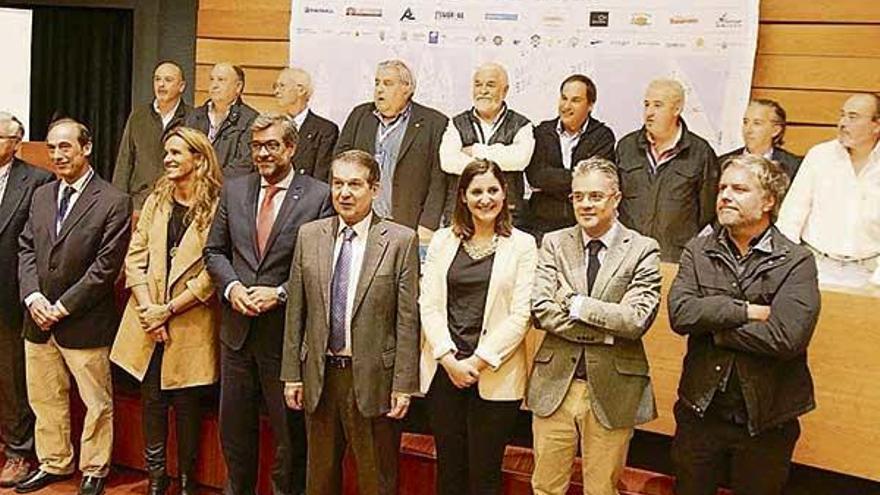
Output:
[{"xmin": 420, "ymin": 159, "xmax": 537, "ymax": 495}]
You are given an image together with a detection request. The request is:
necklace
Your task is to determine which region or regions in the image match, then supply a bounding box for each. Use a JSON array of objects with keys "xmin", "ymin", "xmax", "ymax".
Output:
[{"xmin": 463, "ymin": 235, "xmax": 498, "ymax": 260}]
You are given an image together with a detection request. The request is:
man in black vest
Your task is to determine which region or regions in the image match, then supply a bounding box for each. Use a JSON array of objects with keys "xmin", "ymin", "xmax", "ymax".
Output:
[{"xmin": 439, "ymin": 62, "xmax": 533, "ymax": 225}]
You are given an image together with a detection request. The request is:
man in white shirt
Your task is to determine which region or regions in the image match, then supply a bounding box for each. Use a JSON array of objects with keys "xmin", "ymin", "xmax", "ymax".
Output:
[
  {"xmin": 440, "ymin": 62, "xmax": 534, "ymax": 225},
  {"xmin": 112, "ymin": 60, "xmax": 189, "ymax": 210},
  {"xmin": 777, "ymin": 93, "xmax": 880, "ymax": 288}
]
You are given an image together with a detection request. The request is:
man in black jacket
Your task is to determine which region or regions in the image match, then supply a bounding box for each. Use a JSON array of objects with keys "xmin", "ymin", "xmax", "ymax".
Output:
[
  {"xmin": 616, "ymin": 78, "xmax": 718, "ymax": 261},
  {"xmin": 525, "ymin": 74, "xmax": 615, "ymax": 237},
  {"xmin": 186, "ymin": 62, "xmax": 258, "ymax": 177},
  {"xmin": 668, "ymin": 154, "xmax": 820, "ymax": 495},
  {"xmin": 0, "ymin": 113, "xmax": 53, "ymax": 488}
]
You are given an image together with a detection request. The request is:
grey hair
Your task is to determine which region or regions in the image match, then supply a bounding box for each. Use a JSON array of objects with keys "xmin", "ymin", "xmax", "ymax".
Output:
[
  {"xmin": 572, "ymin": 157, "xmax": 620, "ymax": 192},
  {"xmin": 377, "ymin": 59, "xmax": 416, "ymax": 96},
  {"xmin": 280, "ymin": 67, "xmax": 314, "ymax": 99},
  {"xmin": 720, "ymin": 154, "xmax": 790, "ymax": 220},
  {"xmin": 647, "ymin": 78, "xmax": 685, "ymax": 108},
  {"xmin": 0, "ymin": 111, "xmax": 24, "ymax": 139},
  {"xmin": 475, "ymin": 62, "xmax": 509, "ymax": 87},
  {"xmin": 251, "ymin": 112, "xmax": 299, "ymax": 147}
]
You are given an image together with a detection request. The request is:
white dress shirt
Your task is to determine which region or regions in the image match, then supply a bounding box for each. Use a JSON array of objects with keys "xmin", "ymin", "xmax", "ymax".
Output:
[
  {"xmin": 439, "ymin": 108, "xmax": 535, "ymax": 175},
  {"xmin": 290, "ymin": 107, "xmax": 309, "ymax": 130},
  {"xmin": 223, "ymin": 169, "xmax": 296, "ymax": 299},
  {"xmin": 556, "ymin": 118, "xmax": 589, "ymax": 170},
  {"xmin": 153, "ymin": 98, "xmax": 181, "ymax": 130},
  {"xmin": 570, "ymin": 221, "xmax": 620, "ymax": 344},
  {"xmin": 776, "ymin": 139, "xmax": 880, "ymax": 285},
  {"xmin": 329, "ymin": 212, "xmax": 373, "ymax": 356}
]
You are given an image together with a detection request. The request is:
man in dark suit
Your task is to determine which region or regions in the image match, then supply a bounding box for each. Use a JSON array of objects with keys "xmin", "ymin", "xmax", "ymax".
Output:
[
  {"xmin": 274, "ymin": 67, "xmax": 338, "ymax": 182},
  {"xmin": 334, "ymin": 59, "xmax": 448, "ymax": 239},
  {"xmin": 16, "ymin": 119, "xmax": 132, "ymax": 495},
  {"xmin": 528, "ymin": 157, "xmax": 661, "ymax": 495},
  {"xmin": 282, "ymin": 150, "xmax": 420, "ymax": 495},
  {"xmin": 718, "ymin": 99, "xmax": 802, "ymax": 180},
  {"xmin": 525, "ymin": 74, "xmax": 616, "ymax": 237},
  {"xmin": 204, "ymin": 113, "xmax": 333, "ymax": 495},
  {"xmin": 0, "ymin": 113, "xmax": 52, "ymax": 488},
  {"xmin": 186, "ymin": 62, "xmax": 258, "ymax": 177}
]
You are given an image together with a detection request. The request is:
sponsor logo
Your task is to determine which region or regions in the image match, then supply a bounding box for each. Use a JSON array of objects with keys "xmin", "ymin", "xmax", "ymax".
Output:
[
  {"xmin": 428, "ymin": 31, "xmax": 439, "ymax": 44},
  {"xmin": 400, "ymin": 7, "xmax": 415, "ymax": 21},
  {"xmin": 492, "ymin": 35, "xmax": 504, "ymax": 46},
  {"xmin": 636, "ymin": 40, "xmax": 661, "ymax": 47},
  {"xmin": 304, "ymin": 6, "xmax": 334, "ymax": 14},
  {"xmin": 665, "ymin": 41, "xmax": 686, "ymax": 48},
  {"xmin": 434, "ymin": 10, "xmax": 464, "ymax": 21},
  {"xmin": 529, "ymin": 34, "xmax": 541, "ymax": 48},
  {"xmin": 669, "ymin": 15, "xmax": 698, "ymax": 25},
  {"xmin": 475, "ymin": 33, "xmax": 487, "ymax": 45},
  {"xmin": 610, "ymin": 39, "xmax": 630, "ymax": 47},
  {"xmin": 589, "ymin": 39, "xmax": 603, "ymax": 46},
  {"xmin": 694, "ymin": 37, "xmax": 705, "ymax": 48},
  {"xmin": 542, "ymin": 15, "xmax": 565, "ymax": 25},
  {"xmin": 589, "ymin": 11, "xmax": 609, "ymax": 27},
  {"xmin": 484, "ymin": 12, "xmax": 519, "ymax": 21},
  {"xmin": 716, "ymin": 12, "xmax": 743, "ymax": 28},
  {"xmin": 630, "ymin": 13, "xmax": 652, "ymax": 26},
  {"xmin": 345, "ymin": 7, "xmax": 382, "ymax": 18}
]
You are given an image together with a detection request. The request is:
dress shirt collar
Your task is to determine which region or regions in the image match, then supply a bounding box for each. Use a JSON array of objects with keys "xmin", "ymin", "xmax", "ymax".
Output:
[
  {"xmin": 581, "ymin": 220, "xmax": 619, "ymax": 250},
  {"xmin": 153, "ymin": 98, "xmax": 181, "ymax": 124},
  {"xmin": 646, "ymin": 123, "xmax": 683, "ymax": 155},
  {"xmin": 290, "ymin": 107, "xmax": 310, "ymax": 130},
  {"xmin": 471, "ymin": 103, "xmax": 507, "ymax": 127},
  {"xmin": 260, "ymin": 168, "xmax": 295, "ymax": 190},
  {"xmin": 337, "ymin": 211, "xmax": 373, "ymax": 240},
  {"xmin": 62, "ymin": 166, "xmax": 94, "ymax": 191},
  {"xmin": 0, "ymin": 160, "xmax": 11, "ymax": 179},
  {"xmin": 373, "ymin": 102, "xmax": 412, "ymax": 128},
  {"xmin": 556, "ymin": 116, "xmax": 589, "ymax": 139},
  {"xmin": 719, "ymin": 224, "xmax": 773, "ymax": 259}
]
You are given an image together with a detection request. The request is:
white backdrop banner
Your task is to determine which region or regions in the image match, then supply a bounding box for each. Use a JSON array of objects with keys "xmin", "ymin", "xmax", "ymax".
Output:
[
  {"xmin": 0, "ymin": 7, "xmax": 32, "ymax": 139},
  {"xmin": 290, "ymin": 0, "xmax": 759, "ymax": 152}
]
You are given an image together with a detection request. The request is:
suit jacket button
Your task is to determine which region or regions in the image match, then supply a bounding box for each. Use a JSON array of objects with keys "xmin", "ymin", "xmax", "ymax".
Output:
[
  {"xmin": 714, "ymin": 365, "xmax": 722, "ymax": 372},
  {"xmin": 481, "ymin": 329, "xmax": 487, "ymax": 335},
  {"xmin": 570, "ymin": 357, "xmax": 577, "ymax": 363}
]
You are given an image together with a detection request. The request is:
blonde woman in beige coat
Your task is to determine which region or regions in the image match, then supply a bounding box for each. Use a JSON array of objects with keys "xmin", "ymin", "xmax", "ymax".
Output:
[{"xmin": 110, "ymin": 127, "xmax": 222, "ymax": 495}]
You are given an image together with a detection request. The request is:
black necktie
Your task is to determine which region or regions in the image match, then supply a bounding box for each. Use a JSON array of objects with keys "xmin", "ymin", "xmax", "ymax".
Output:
[
  {"xmin": 586, "ymin": 239, "xmax": 603, "ymax": 295},
  {"xmin": 56, "ymin": 186, "xmax": 75, "ymax": 230}
]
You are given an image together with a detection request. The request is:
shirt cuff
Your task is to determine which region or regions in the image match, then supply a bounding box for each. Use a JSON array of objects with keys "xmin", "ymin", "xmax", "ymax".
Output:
[
  {"xmin": 24, "ymin": 292, "xmax": 48, "ymax": 308},
  {"xmin": 569, "ymin": 294, "xmax": 585, "ymax": 321},
  {"xmin": 224, "ymin": 281, "xmax": 242, "ymax": 301},
  {"xmin": 54, "ymin": 300, "xmax": 69, "ymax": 316}
]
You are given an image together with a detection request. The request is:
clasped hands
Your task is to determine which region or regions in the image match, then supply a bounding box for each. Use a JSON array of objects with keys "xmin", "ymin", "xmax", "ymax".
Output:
[
  {"xmin": 283, "ymin": 382, "xmax": 411, "ymax": 419},
  {"xmin": 229, "ymin": 283, "xmax": 281, "ymax": 317},
  {"xmin": 28, "ymin": 296, "xmax": 66, "ymax": 331},
  {"xmin": 137, "ymin": 302, "xmax": 172, "ymax": 343},
  {"xmin": 440, "ymin": 352, "xmax": 488, "ymax": 389}
]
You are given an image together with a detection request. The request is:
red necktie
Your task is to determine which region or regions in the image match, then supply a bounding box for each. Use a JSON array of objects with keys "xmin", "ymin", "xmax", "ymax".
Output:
[{"xmin": 256, "ymin": 185, "xmax": 282, "ymax": 257}]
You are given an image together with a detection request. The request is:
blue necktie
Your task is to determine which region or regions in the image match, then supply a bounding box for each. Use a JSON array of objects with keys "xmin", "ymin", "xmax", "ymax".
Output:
[
  {"xmin": 329, "ymin": 227, "xmax": 356, "ymax": 353},
  {"xmin": 56, "ymin": 186, "xmax": 75, "ymax": 233}
]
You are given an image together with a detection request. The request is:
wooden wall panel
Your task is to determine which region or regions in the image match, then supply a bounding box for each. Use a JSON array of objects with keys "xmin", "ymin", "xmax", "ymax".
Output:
[
  {"xmin": 759, "ymin": 0, "xmax": 880, "ymax": 23},
  {"xmin": 197, "ymin": 9, "xmax": 289, "ymax": 40},
  {"xmin": 757, "ymin": 25, "xmax": 880, "ymax": 58}
]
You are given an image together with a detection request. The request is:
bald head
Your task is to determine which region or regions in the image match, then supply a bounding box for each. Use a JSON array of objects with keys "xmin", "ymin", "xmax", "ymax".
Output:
[
  {"xmin": 153, "ymin": 61, "xmax": 186, "ymax": 108},
  {"xmin": 472, "ymin": 62, "xmax": 509, "ymax": 121},
  {"xmin": 0, "ymin": 112, "xmax": 24, "ymax": 165},
  {"xmin": 274, "ymin": 67, "xmax": 313, "ymax": 115},
  {"xmin": 838, "ymin": 93, "xmax": 880, "ymax": 152},
  {"xmin": 209, "ymin": 62, "xmax": 244, "ymax": 107}
]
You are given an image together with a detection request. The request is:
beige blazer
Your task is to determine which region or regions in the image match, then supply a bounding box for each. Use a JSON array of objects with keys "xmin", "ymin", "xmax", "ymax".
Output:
[
  {"xmin": 111, "ymin": 192, "xmax": 219, "ymax": 389},
  {"xmin": 419, "ymin": 227, "xmax": 537, "ymax": 401}
]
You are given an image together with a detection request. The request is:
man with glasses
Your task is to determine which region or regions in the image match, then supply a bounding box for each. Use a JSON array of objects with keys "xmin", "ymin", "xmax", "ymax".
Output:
[
  {"xmin": 204, "ymin": 113, "xmax": 333, "ymax": 495},
  {"xmin": 777, "ymin": 93, "xmax": 880, "ymax": 287},
  {"xmin": 0, "ymin": 112, "xmax": 52, "ymax": 488},
  {"xmin": 528, "ymin": 157, "xmax": 662, "ymax": 495},
  {"xmin": 273, "ymin": 67, "xmax": 338, "ymax": 182}
]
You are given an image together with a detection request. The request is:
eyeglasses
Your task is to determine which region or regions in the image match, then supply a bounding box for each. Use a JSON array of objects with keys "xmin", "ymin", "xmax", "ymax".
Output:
[
  {"xmin": 569, "ymin": 191, "xmax": 612, "ymax": 204},
  {"xmin": 249, "ymin": 140, "xmax": 283, "ymax": 153}
]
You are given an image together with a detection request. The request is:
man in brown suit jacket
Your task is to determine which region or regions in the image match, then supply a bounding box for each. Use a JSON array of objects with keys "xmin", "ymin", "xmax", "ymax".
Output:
[
  {"xmin": 16, "ymin": 119, "xmax": 132, "ymax": 495},
  {"xmin": 528, "ymin": 157, "xmax": 661, "ymax": 495},
  {"xmin": 282, "ymin": 150, "xmax": 420, "ymax": 495}
]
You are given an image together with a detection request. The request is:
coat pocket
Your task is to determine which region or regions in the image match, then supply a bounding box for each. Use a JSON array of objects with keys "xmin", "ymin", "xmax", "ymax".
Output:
[
  {"xmin": 614, "ymin": 357, "xmax": 650, "ymax": 376},
  {"xmin": 533, "ymin": 347, "xmax": 554, "ymax": 364}
]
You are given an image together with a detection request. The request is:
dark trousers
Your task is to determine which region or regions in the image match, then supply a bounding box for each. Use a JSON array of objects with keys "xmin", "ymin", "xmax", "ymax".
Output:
[
  {"xmin": 0, "ymin": 332, "xmax": 35, "ymax": 459},
  {"xmin": 141, "ymin": 345, "xmax": 205, "ymax": 475},
  {"xmin": 426, "ymin": 368, "xmax": 521, "ymax": 495},
  {"xmin": 672, "ymin": 401, "xmax": 801, "ymax": 495},
  {"xmin": 306, "ymin": 365, "xmax": 400, "ymax": 495},
  {"xmin": 220, "ymin": 342, "xmax": 306, "ymax": 495}
]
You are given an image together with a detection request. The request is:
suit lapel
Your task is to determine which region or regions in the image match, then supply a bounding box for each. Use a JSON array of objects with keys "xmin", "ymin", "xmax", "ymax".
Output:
[
  {"xmin": 54, "ymin": 177, "xmax": 100, "ymax": 247},
  {"xmin": 318, "ymin": 217, "xmax": 339, "ymax": 325},
  {"xmin": 592, "ymin": 226, "xmax": 631, "ymax": 297},
  {"xmin": 484, "ymin": 234, "xmax": 512, "ymax": 322},
  {"xmin": 242, "ymin": 175, "xmax": 261, "ymax": 266},
  {"xmin": 0, "ymin": 162, "xmax": 28, "ymax": 236},
  {"xmin": 397, "ymin": 107, "xmax": 422, "ymax": 164},
  {"xmin": 167, "ymin": 215, "xmax": 208, "ymax": 292},
  {"xmin": 360, "ymin": 110, "xmax": 380, "ymax": 154},
  {"xmin": 351, "ymin": 217, "xmax": 389, "ymax": 319},
  {"xmin": 562, "ymin": 227, "xmax": 587, "ymax": 294}
]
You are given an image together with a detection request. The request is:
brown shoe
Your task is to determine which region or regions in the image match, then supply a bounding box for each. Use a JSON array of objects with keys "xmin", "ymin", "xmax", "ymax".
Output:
[{"xmin": 0, "ymin": 458, "xmax": 32, "ymax": 488}]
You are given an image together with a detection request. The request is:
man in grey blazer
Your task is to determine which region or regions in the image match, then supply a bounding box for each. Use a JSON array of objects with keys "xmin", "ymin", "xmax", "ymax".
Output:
[
  {"xmin": 281, "ymin": 150, "xmax": 420, "ymax": 495},
  {"xmin": 528, "ymin": 157, "xmax": 662, "ymax": 495}
]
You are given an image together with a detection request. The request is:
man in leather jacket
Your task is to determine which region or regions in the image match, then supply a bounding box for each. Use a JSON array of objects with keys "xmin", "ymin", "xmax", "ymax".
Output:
[{"xmin": 668, "ymin": 154, "xmax": 820, "ymax": 495}]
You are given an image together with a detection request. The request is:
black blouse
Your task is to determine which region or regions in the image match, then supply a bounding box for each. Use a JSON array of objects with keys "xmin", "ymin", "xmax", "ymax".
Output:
[
  {"xmin": 166, "ymin": 200, "xmax": 190, "ymax": 272},
  {"xmin": 446, "ymin": 244, "xmax": 494, "ymax": 358}
]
